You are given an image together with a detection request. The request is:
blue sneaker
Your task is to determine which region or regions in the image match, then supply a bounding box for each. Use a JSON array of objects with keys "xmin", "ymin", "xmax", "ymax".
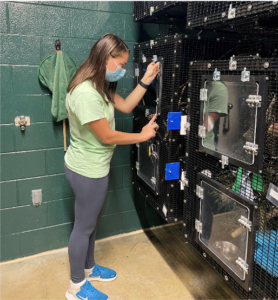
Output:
[
  {"xmin": 65, "ymin": 280, "xmax": 108, "ymax": 300},
  {"xmin": 85, "ymin": 264, "xmax": 117, "ymax": 282}
]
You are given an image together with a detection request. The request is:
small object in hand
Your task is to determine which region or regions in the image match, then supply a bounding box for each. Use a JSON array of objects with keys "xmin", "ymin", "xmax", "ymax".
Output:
[
  {"xmin": 156, "ymin": 62, "xmax": 160, "ymax": 75},
  {"xmin": 147, "ymin": 114, "xmax": 154, "ymax": 120},
  {"xmin": 147, "ymin": 113, "xmax": 157, "ymax": 128}
]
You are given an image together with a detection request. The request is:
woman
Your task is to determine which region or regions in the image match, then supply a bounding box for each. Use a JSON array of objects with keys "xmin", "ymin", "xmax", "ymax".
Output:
[{"xmin": 64, "ymin": 33, "xmax": 159, "ymax": 300}]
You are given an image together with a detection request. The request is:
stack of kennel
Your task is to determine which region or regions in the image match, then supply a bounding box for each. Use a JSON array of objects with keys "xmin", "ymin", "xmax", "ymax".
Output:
[
  {"xmin": 184, "ymin": 56, "xmax": 278, "ymax": 300},
  {"xmin": 132, "ymin": 34, "xmax": 241, "ymax": 222},
  {"xmin": 133, "ymin": 2, "xmax": 278, "ymax": 299}
]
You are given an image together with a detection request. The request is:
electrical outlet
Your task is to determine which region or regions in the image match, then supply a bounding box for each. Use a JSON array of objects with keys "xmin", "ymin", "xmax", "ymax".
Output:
[{"xmin": 32, "ymin": 189, "xmax": 42, "ymax": 206}]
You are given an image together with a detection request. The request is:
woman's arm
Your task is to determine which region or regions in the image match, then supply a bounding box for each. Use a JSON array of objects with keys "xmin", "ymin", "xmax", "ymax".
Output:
[
  {"xmin": 88, "ymin": 114, "xmax": 159, "ymax": 145},
  {"xmin": 113, "ymin": 62, "xmax": 160, "ymax": 114}
]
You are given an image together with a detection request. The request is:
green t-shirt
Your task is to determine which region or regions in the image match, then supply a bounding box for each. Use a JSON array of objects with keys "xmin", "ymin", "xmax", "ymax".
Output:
[
  {"xmin": 203, "ymin": 81, "xmax": 228, "ymax": 149},
  {"xmin": 64, "ymin": 80, "xmax": 116, "ymax": 178}
]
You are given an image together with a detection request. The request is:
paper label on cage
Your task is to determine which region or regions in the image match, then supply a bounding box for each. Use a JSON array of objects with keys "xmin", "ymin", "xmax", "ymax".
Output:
[
  {"xmin": 162, "ymin": 204, "xmax": 167, "ymax": 217},
  {"xmin": 180, "ymin": 115, "xmax": 187, "ymax": 135},
  {"xmin": 267, "ymin": 183, "xmax": 278, "ymax": 207},
  {"xmin": 270, "ymin": 189, "xmax": 278, "ymax": 199},
  {"xmin": 180, "ymin": 171, "xmax": 186, "ymax": 190}
]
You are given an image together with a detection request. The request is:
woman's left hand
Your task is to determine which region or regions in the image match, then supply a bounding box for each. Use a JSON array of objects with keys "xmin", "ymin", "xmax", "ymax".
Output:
[{"xmin": 141, "ymin": 61, "xmax": 160, "ymax": 85}]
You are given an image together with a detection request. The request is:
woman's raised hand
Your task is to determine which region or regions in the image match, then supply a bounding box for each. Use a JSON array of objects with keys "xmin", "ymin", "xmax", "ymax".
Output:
[
  {"xmin": 140, "ymin": 114, "xmax": 159, "ymax": 142},
  {"xmin": 141, "ymin": 61, "xmax": 160, "ymax": 85}
]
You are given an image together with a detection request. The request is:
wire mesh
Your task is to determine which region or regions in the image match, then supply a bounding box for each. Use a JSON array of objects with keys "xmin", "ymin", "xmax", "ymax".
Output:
[
  {"xmin": 184, "ymin": 57, "xmax": 278, "ymax": 299},
  {"xmin": 157, "ymin": 24, "xmax": 189, "ymax": 37},
  {"xmin": 187, "ymin": 1, "xmax": 278, "ymax": 36},
  {"xmin": 132, "ymin": 34, "xmax": 251, "ymax": 223},
  {"xmin": 133, "ymin": 1, "xmax": 188, "ymax": 24}
]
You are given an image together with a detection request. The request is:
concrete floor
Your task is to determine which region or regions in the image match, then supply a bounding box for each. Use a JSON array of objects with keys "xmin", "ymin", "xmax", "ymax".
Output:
[{"xmin": 1, "ymin": 224, "xmax": 241, "ymax": 300}]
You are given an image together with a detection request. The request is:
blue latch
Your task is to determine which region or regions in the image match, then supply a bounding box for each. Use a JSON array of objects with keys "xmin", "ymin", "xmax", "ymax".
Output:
[
  {"xmin": 167, "ymin": 112, "xmax": 182, "ymax": 130},
  {"xmin": 165, "ymin": 162, "xmax": 180, "ymax": 181}
]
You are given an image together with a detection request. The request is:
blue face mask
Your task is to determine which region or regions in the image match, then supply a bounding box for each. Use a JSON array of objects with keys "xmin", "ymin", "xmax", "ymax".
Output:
[{"xmin": 106, "ymin": 56, "xmax": 126, "ymax": 82}]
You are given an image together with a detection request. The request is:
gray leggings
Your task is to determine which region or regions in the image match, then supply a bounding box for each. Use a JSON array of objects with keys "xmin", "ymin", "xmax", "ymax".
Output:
[{"xmin": 64, "ymin": 164, "xmax": 109, "ymax": 283}]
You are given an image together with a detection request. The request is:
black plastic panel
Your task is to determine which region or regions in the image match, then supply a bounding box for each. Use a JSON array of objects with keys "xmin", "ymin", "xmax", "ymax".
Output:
[
  {"xmin": 196, "ymin": 173, "xmax": 257, "ymax": 291},
  {"xmin": 136, "ymin": 139, "xmax": 160, "ymax": 194},
  {"xmin": 198, "ymin": 75, "xmax": 269, "ymax": 174}
]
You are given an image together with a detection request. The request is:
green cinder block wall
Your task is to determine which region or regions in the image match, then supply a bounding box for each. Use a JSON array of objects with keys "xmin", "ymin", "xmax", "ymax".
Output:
[{"xmin": 0, "ymin": 1, "xmax": 164, "ymax": 262}]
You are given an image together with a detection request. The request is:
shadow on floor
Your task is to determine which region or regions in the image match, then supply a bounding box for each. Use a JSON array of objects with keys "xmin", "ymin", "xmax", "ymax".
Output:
[{"xmin": 143, "ymin": 224, "xmax": 243, "ymax": 300}]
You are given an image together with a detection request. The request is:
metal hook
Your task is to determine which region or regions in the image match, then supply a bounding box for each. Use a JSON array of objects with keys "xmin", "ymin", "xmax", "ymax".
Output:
[{"xmin": 55, "ymin": 39, "xmax": 61, "ymax": 51}]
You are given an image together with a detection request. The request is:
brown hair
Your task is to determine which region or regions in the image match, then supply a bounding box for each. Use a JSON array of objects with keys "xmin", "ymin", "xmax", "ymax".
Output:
[{"xmin": 67, "ymin": 33, "xmax": 129, "ymax": 104}]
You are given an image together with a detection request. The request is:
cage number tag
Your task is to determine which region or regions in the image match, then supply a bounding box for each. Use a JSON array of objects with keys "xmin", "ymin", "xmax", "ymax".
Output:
[
  {"xmin": 267, "ymin": 183, "xmax": 278, "ymax": 207},
  {"xmin": 180, "ymin": 115, "xmax": 188, "ymax": 135},
  {"xmin": 162, "ymin": 204, "xmax": 167, "ymax": 217}
]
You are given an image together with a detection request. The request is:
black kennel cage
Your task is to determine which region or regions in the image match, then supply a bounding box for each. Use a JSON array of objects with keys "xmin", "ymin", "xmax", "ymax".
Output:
[
  {"xmin": 183, "ymin": 56, "xmax": 278, "ymax": 299},
  {"xmin": 131, "ymin": 33, "xmax": 251, "ymax": 223},
  {"xmin": 186, "ymin": 1, "xmax": 278, "ymax": 36},
  {"xmin": 133, "ymin": 1, "xmax": 188, "ymax": 24}
]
